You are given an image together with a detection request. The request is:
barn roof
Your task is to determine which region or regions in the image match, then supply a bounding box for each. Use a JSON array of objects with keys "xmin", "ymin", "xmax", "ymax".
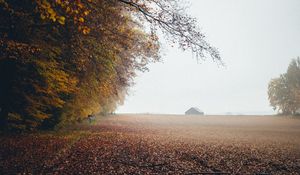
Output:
[{"xmin": 185, "ymin": 107, "xmax": 203, "ymax": 113}]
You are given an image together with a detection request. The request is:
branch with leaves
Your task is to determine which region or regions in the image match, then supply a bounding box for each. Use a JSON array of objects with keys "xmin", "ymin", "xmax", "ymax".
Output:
[{"xmin": 117, "ymin": 0, "xmax": 221, "ymax": 62}]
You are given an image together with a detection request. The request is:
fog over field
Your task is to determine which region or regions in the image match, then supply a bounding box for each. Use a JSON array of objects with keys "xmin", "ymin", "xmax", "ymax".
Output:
[
  {"xmin": 117, "ymin": 0, "xmax": 300, "ymax": 115},
  {"xmin": 101, "ymin": 114, "xmax": 300, "ymax": 148},
  {"xmin": 1, "ymin": 0, "xmax": 300, "ymax": 174}
]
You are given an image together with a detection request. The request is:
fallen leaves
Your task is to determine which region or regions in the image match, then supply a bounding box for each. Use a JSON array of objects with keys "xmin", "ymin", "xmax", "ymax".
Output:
[{"xmin": 1, "ymin": 115, "xmax": 300, "ymax": 174}]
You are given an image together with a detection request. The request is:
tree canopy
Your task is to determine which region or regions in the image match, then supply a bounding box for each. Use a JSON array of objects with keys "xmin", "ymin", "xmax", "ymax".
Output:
[
  {"xmin": 268, "ymin": 58, "xmax": 300, "ymax": 115},
  {"xmin": 0, "ymin": 0, "xmax": 220, "ymax": 131}
]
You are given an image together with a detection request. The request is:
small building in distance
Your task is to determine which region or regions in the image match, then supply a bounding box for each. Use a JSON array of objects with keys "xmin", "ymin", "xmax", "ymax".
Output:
[{"xmin": 185, "ymin": 107, "xmax": 204, "ymax": 115}]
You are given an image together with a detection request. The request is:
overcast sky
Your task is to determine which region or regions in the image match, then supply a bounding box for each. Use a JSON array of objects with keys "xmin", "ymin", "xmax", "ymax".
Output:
[{"xmin": 117, "ymin": 0, "xmax": 300, "ymax": 115}]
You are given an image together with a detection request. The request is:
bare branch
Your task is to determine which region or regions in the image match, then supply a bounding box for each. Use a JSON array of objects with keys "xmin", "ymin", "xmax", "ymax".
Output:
[{"xmin": 116, "ymin": 0, "xmax": 222, "ymax": 63}]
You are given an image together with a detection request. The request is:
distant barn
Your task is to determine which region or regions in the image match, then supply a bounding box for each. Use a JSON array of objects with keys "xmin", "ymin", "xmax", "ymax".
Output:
[{"xmin": 185, "ymin": 107, "xmax": 204, "ymax": 115}]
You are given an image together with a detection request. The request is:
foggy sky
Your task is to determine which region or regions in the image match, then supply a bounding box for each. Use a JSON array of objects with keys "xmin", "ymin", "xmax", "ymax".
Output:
[{"xmin": 117, "ymin": 0, "xmax": 300, "ymax": 115}]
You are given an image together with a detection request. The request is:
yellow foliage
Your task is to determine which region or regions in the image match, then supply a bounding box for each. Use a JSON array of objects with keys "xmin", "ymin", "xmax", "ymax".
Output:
[
  {"xmin": 78, "ymin": 17, "xmax": 84, "ymax": 23},
  {"xmin": 36, "ymin": 0, "xmax": 90, "ymax": 34},
  {"xmin": 0, "ymin": 0, "xmax": 160, "ymax": 130},
  {"xmin": 55, "ymin": 0, "xmax": 61, "ymax": 5},
  {"xmin": 58, "ymin": 16, "xmax": 65, "ymax": 25}
]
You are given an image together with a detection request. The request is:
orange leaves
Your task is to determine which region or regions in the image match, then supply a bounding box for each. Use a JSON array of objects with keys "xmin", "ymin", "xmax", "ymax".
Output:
[
  {"xmin": 83, "ymin": 10, "xmax": 89, "ymax": 16},
  {"xmin": 82, "ymin": 26, "xmax": 90, "ymax": 35},
  {"xmin": 0, "ymin": 0, "xmax": 160, "ymax": 130},
  {"xmin": 36, "ymin": 0, "xmax": 91, "ymax": 33},
  {"xmin": 55, "ymin": 0, "xmax": 62, "ymax": 5}
]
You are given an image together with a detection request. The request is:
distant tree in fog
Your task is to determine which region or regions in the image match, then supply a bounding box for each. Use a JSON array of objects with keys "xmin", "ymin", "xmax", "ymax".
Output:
[{"xmin": 268, "ymin": 58, "xmax": 300, "ymax": 115}]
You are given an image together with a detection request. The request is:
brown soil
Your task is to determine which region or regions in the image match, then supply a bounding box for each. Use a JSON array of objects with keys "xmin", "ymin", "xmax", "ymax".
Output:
[{"xmin": 1, "ymin": 115, "xmax": 300, "ymax": 174}]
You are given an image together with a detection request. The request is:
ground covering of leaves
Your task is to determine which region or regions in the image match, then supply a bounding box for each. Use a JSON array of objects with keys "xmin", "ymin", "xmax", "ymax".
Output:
[{"xmin": 1, "ymin": 115, "xmax": 300, "ymax": 174}]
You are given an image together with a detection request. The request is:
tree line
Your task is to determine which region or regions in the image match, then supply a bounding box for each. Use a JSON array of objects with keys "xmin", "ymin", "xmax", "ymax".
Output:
[{"xmin": 0, "ymin": 0, "xmax": 220, "ymax": 131}]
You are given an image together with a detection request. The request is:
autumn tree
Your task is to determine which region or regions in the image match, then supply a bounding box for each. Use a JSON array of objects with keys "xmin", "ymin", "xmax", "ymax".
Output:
[
  {"xmin": 268, "ymin": 58, "xmax": 300, "ymax": 115},
  {"xmin": 0, "ymin": 0, "xmax": 220, "ymax": 131}
]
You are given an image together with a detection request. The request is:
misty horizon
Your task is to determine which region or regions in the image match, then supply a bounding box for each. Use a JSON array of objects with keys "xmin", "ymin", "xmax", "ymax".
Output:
[{"xmin": 117, "ymin": 0, "xmax": 300, "ymax": 115}]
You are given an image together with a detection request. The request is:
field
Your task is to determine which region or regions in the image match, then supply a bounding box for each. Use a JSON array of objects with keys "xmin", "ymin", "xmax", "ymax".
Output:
[{"xmin": 1, "ymin": 114, "xmax": 300, "ymax": 174}]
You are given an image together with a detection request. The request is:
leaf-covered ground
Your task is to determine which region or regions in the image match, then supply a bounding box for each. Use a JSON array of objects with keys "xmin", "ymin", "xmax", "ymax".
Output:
[{"xmin": 1, "ymin": 115, "xmax": 300, "ymax": 174}]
